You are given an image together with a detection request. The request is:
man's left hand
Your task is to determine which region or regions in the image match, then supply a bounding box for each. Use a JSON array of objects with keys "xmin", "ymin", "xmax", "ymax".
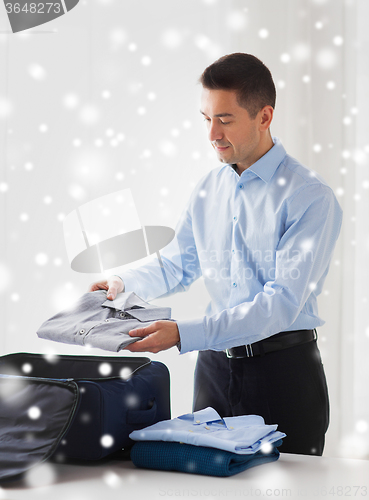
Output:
[{"xmin": 124, "ymin": 320, "xmax": 180, "ymax": 353}]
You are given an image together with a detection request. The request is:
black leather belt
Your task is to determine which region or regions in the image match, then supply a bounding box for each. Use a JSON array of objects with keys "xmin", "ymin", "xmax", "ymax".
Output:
[{"xmin": 225, "ymin": 329, "xmax": 317, "ymax": 359}]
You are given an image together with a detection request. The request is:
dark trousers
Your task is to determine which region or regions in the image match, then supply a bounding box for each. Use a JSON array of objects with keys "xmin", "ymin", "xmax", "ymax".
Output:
[{"xmin": 193, "ymin": 338, "xmax": 329, "ymax": 456}]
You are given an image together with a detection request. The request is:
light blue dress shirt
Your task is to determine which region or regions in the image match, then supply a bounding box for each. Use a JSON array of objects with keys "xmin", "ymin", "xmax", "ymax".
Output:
[
  {"xmin": 120, "ymin": 137, "xmax": 343, "ymax": 354},
  {"xmin": 129, "ymin": 407, "xmax": 286, "ymax": 455}
]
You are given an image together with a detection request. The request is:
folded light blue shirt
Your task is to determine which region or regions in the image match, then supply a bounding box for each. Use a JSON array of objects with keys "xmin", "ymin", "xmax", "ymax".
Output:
[
  {"xmin": 129, "ymin": 407, "xmax": 286, "ymax": 455},
  {"xmin": 120, "ymin": 137, "xmax": 343, "ymax": 354}
]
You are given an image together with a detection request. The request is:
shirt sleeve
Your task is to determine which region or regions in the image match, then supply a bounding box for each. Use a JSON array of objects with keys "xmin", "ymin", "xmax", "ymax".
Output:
[
  {"xmin": 118, "ymin": 196, "xmax": 202, "ymax": 302},
  {"xmin": 177, "ymin": 183, "xmax": 343, "ymax": 354}
]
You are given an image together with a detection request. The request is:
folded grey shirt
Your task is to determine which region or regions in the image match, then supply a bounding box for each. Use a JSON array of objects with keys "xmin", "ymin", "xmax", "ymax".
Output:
[{"xmin": 36, "ymin": 290, "xmax": 172, "ymax": 352}]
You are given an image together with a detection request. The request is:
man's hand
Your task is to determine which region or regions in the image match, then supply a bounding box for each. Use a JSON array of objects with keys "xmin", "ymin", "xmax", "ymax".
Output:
[
  {"xmin": 87, "ymin": 276, "xmax": 124, "ymax": 300},
  {"xmin": 124, "ymin": 321, "xmax": 180, "ymax": 354}
]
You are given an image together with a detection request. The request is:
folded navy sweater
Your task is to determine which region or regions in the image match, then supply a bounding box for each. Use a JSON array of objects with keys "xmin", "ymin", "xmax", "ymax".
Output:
[{"xmin": 130, "ymin": 439, "xmax": 283, "ymax": 477}]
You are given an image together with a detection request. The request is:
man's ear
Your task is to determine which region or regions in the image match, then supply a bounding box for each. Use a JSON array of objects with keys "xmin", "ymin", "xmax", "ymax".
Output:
[{"xmin": 259, "ymin": 106, "xmax": 274, "ymax": 131}]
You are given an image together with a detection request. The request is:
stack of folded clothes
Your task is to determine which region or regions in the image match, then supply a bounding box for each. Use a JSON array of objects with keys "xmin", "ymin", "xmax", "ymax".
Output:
[{"xmin": 129, "ymin": 407, "xmax": 285, "ymax": 477}]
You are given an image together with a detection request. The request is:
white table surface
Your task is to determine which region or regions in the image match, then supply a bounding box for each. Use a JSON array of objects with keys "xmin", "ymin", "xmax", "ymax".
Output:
[{"xmin": 1, "ymin": 453, "xmax": 368, "ymax": 500}]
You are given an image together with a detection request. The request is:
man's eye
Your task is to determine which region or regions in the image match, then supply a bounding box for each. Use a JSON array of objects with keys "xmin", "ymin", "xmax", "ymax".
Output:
[{"xmin": 220, "ymin": 121, "xmax": 230, "ymax": 125}]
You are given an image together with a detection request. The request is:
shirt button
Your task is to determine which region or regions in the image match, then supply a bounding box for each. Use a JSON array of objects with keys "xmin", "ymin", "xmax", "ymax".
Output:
[
  {"xmin": 233, "ymin": 216, "xmax": 237, "ymax": 222},
  {"xmin": 232, "ymin": 282, "xmax": 237, "ymax": 288},
  {"xmin": 119, "ymin": 312, "xmax": 125, "ymax": 317},
  {"xmin": 232, "ymin": 249, "xmax": 235, "ymax": 254},
  {"xmin": 79, "ymin": 329, "xmax": 85, "ymax": 334},
  {"xmin": 239, "ymin": 184, "xmax": 243, "ymax": 189},
  {"xmin": 105, "ymin": 319, "xmax": 110, "ymax": 322}
]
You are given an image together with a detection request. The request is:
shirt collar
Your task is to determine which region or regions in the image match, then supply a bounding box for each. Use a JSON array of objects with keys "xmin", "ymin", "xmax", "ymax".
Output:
[
  {"xmin": 177, "ymin": 407, "xmax": 222, "ymax": 424},
  {"xmin": 216, "ymin": 136, "xmax": 287, "ymax": 183},
  {"xmin": 223, "ymin": 414, "xmax": 266, "ymax": 430},
  {"xmin": 101, "ymin": 291, "xmax": 149, "ymax": 311}
]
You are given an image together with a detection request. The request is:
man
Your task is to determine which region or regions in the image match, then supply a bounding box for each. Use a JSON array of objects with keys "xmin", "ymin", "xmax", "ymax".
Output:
[{"xmin": 89, "ymin": 53, "xmax": 342, "ymax": 455}]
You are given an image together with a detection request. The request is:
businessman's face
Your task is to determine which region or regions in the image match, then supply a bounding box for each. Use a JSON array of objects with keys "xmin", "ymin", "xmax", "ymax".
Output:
[{"xmin": 200, "ymin": 88, "xmax": 265, "ymax": 172}]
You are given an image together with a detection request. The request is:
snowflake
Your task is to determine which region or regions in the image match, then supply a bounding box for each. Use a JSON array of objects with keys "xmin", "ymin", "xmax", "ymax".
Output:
[
  {"xmin": 99, "ymin": 363, "xmax": 112, "ymax": 376},
  {"xmin": 316, "ymin": 49, "xmax": 337, "ymax": 69},
  {"xmin": 342, "ymin": 149, "xmax": 350, "ymax": 159},
  {"xmin": 0, "ymin": 96, "xmax": 13, "ymax": 117},
  {"xmin": 25, "ymin": 463, "xmax": 56, "ymax": 488},
  {"xmin": 35, "ymin": 253, "xmax": 48, "ymax": 266},
  {"xmin": 101, "ymin": 435, "xmax": 114, "ymax": 448},
  {"xmin": 292, "ymin": 43, "xmax": 310, "ymax": 62},
  {"xmin": 120, "ymin": 367, "xmax": 132, "ymax": 380},
  {"xmin": 28, "ymin": 406, "xmax": 41, "ymax": 420},
  {"xmin": 79, "ymin": 104, "xmax": 100, "ymax": 125},
  {"xmin": 333, "ymin": 36, "xmax": 344, "ymax": 46},
  {"xmin": 160, "ymin": 141, "xmax": 177, "ymax": 156},
  {"xmin": 68, "ymin": 184, "xmax": 86, "ymax": 200},
  {"xmin": 141, "ymin": 56, "xmax": 151, "ymax": 66},
  {"xmin": 260, "ymin": 442, "xmax": 273, "ymax": 453},
  {"xmin": 63, "ymin": 93, "xmax": 79, "ymax": 109},
  {"xmin": 258, "ymin": 28, "xmax": 269, "ymax": 39},
  {"xmin": 28, "ymin": 63, "xmax": 46, "ymax": 81},
  {"xmin": 226, "ymin": 10, "xmax": 247, "ymax": 31},
  {"xmin": 103, "ymin": 471, "xmax": 121, "ymax": 488},
  {"xmin": 162, "ymin": 29, "xmax": 183, "ymax": 49},
  {"xmin": 109, "ymin": 28, "xmax": 127, "ymax": 49},
  {"xmin": 22, "ymin": 363, "xmax": 32, "ymax": 374},
  {"xmin": 125, "ymin": 394, "xmax": 139, "ymax": 408}
]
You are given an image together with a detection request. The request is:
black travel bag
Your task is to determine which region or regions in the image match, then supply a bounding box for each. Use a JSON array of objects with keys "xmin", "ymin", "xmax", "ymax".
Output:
[{"xmin": 0, "ymin": 352, "xmax": 170, "ymax": 482}]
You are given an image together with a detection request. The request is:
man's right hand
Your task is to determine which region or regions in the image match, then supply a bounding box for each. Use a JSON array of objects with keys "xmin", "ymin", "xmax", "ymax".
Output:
[{"xmin": 88, "ymin": 276, "xmax": 124, "ymax": 301}]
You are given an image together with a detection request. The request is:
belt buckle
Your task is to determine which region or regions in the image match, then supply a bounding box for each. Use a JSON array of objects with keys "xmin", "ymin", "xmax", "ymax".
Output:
[{"xmin": 226, "ymin": 344, "xmax": 254, "ymax": 359}]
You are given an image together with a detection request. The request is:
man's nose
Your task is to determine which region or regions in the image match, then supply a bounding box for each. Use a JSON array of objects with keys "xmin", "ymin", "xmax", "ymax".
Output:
[{"xmin": 208, "ymin": 121, "xmax": 223, "ymax": 142}]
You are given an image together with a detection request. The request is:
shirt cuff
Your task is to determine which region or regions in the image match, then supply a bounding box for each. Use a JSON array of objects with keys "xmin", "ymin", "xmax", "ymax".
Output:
[
  {"xmin": 176, "ymin": 318, "xmax": 207, "ymax": 354},
  {"xmin": 117, "ymin": 271, "xmax": 138, "ymax": 295}
]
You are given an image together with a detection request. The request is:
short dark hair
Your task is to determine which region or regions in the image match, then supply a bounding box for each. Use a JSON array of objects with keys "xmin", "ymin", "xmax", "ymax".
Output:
[{"xmin": 199, "ymin": 53, "xmax": 276, "ymax": 119}]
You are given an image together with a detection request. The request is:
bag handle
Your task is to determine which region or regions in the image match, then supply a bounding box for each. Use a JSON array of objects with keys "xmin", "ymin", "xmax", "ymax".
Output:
[{"xmin": 126, "ymin": 399, "xmax": 157, "ymax": 425}]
